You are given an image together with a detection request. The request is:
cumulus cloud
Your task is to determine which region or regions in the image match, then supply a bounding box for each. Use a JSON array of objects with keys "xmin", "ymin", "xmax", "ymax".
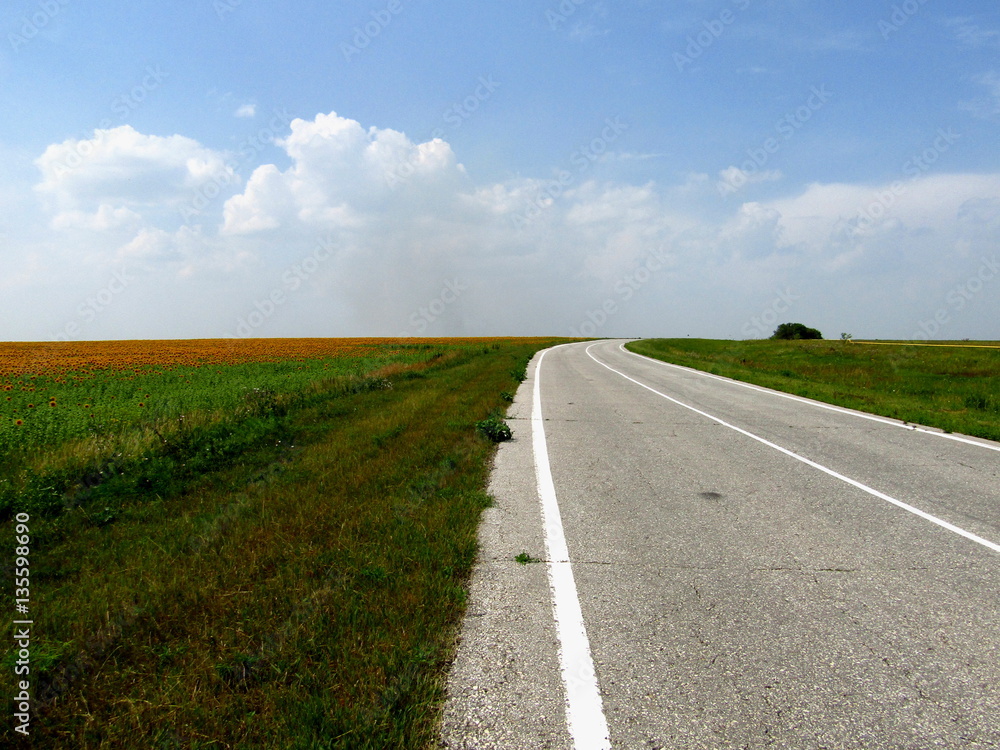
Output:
[
  {"xmin": 221, "ymin": 112, "xmax": 468, "ymax": 235},
  {"xmin": 718, "ymin": 202, "xmax": 786, "ymax": 260},
  {"xmin": 759, "ymin": 174, "xmax": 1000, "ymax": 283},
  {"xmin": 210, "ymin": 111, "xmax": 701, "ymax": 334},
  {"xmin": 117, "ymin": 227, "xmax": 178, "ymax": 261},
  {"xmin": 35, "ymin": 125, "xmax": 236, "ymax": 220},
  {"xmin": 14, "ymin": 111, "xmax": 1000, "ymax": 341},
  {"xmin": 768, "ymin": 174, "xmax": 1000, "ymax": 242},
  {"xmin": 50, "ymin": 204, "xmax": 141, "ymax": 231}
]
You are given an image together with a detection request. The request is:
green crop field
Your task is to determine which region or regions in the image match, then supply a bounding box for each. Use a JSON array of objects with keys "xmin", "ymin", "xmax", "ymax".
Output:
[
  {"xmin": 1, "ymin": 337, "xmax": 564, "ymax": 748},
  {"xmin": 626, "ymin": 338, "xmax": 1000, "ymax": 442}
]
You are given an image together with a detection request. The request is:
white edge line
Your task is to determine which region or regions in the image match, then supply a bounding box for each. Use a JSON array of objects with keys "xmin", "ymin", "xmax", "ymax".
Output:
[
  {"xmin": 586, "ymin": 344, "xmax": 1000, "ymax": 556},
  {"xmin": 532, "ymin": 347, "xmax": 612, "ymax": 750},
  {"xmin": 620, "ymin": 342, "xmax": 1000, "ymax": 454}
]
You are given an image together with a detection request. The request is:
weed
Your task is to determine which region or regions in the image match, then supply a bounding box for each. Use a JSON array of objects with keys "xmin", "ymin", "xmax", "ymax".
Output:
[
  {"xmin": 476, "ymin": 416, "xmax": 512, "ymax": 443},
  {"xmin": 90, "ymin": 506, "xmax": 117, "ymax": 528},
  {"xmin": 359, "ymin": 566, "xmax": 390, "ymax": 585},
  {"xmin": 964, "ymin": 393, "xmax": 999, "ymax": 413},
  {"xmin": 509, "ymin": 354, "xmax": 531, "ymax": 383}
]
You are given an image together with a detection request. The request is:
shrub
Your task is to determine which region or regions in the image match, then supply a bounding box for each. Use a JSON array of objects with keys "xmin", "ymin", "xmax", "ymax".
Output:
[{"xmin": 771, "ymin": 322, "xmax": 823, "ymax": 340}]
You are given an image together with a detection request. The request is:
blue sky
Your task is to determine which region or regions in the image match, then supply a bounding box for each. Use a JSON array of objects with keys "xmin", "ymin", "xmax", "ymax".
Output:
[{"xmin": 1, "ymin": 0, "xmax": 998, "ymax": 341}]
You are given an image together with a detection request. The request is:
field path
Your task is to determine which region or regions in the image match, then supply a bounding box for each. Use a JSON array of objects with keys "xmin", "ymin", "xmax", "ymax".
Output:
[{"xmin": 441, "ymin": 339, "xmax": 1000, "ymax": 749}]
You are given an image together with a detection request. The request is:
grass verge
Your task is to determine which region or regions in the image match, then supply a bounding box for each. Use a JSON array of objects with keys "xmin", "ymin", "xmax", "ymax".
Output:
[
  {"xmin": 625, "ymin": 338, "xmax": 1000, "ymax": 442},
  {"xmin": 2, "ymin": 338, "xmax": 563, "ymax": 748}
]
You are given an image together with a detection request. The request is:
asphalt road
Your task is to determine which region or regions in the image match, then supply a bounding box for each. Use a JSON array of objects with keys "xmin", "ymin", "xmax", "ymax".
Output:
[{"xmin": 441, "ymin": 339, "xmax": 1000, "ymax": 750}]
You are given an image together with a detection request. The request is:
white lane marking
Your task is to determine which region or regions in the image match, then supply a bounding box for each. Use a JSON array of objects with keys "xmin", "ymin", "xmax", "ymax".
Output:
[
  {"xmin": 533, "ymin": 347, "xmax": 612, "ymax": 750},
  {"xmin": 586, "ymin": 344, "xmax": 1000, "ymax": 556},
  {"xmin": 620, "ymin": 343, "xmax": 1000, "ymax": 454}
]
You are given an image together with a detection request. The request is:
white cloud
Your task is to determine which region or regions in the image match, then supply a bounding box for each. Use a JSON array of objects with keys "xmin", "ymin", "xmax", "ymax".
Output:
[
  {"xmin": 235, "ymin": 103, "xmax": 257, "ymax": 118},
  {"xmin": 50, "ymin": 204, "xmax": 141, "ymax": 231},
  {"xmin": 761, "ymin": 174, "xmax": 1000, "ymax": 277},
  {"xmin": 962, "ymin": 71, "xmax": 1000, "ymax": 119},
  {"xmin": 769, "ymin": 174, "xmax": 1000, "ymax": 239},
  {"xmin": 793, "ymin": 29, "xmax": 867, "ymax": 53},
  {"xmin": 222, "ymin": 112, "xmax": 467, "ymax": 235},
  {"xmin": 717, "ymin": 165, "xmax": 782, "ymax": 194},
  {"xmin": 213, "ymin": 112, "xmax": 689, "ymax": 333},
  {"xmin": 221, "ymin": 164, "xmax": 296, "ymax": 234},
  {"xmin": 35, "ymin": 125, "xmax": 236, "ymax": 217},
  {"xmin": 117, "ymin": 227, "xmax": 177, "ymax": 261},
  {"xmin": 569, "ymin": 23, "xmax": 611, "ymax": 42},
  {"xmin": 598, "ymin": 151, "xmax": 669, "ymax": 163},
  {"xmin": 9, "ymin": 112, "xmax": 1000, "ymax": 341},
  {"xmin": 946, "ymin": 17, "xmax": 1000, "ymax": 48},
  {"xmin": 562, "ymin": 2, "xmax": 610, "ymax": 43}
]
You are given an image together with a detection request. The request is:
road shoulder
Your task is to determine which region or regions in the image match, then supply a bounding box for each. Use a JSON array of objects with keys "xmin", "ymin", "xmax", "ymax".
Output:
[{"xmin": 440, "ymin": 353, "xmax": 572, "ymax": 750}]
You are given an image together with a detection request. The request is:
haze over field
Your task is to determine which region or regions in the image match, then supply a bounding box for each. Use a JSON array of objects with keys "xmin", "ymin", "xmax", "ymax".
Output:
[{"xmin": 1, "ymin": 0, "xmax": 998, "ymax": 341}]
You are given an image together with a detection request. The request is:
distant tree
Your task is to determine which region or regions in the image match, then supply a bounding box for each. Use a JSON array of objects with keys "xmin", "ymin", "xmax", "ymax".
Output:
[
  {"xmin": 771, "ymin": 322, "xmax": 823, "ymax": 340},
  {"xmin": 840, "ymin": 332, "xmax": 853, "ymax": 342}
]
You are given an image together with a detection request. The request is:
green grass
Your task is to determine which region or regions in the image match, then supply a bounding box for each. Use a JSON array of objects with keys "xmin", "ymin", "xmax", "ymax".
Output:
[
  {"xmin": 0, "ymin": 346, "xmax": 460, "ymax": 524},
  {"xmin": 626, "ymin": 339, "xmax": 1000, "ymax": 442},
  {"xmin": 0, "ymin": 338, "xmax": 564, "ymax": 748},
  {"xmin": 1, "ymin": 346, "xmax": 437, "ymax": 462}
]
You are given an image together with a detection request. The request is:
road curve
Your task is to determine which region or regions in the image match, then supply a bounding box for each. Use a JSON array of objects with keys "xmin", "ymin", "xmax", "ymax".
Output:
[{"xmin": 441, "ymin": 339, "xmax": 1000, "ymax": 749}]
